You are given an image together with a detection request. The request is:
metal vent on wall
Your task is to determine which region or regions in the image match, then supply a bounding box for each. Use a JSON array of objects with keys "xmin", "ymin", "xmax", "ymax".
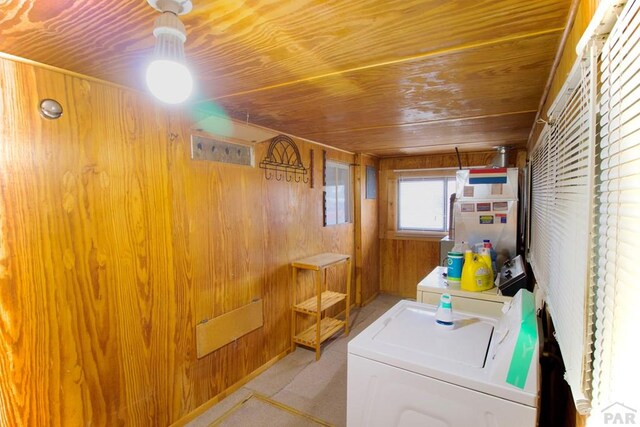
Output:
[{"xmin": 191, "ymin": 134, "xmax": 254, "ymax": 166}]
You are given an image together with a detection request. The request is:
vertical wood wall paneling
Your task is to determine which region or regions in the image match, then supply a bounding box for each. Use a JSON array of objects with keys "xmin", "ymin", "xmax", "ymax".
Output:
[
  {"xmin": 0, "ymin": 56, "xmax": 355, "ymax": 426},
  {"xmin": 1, "ymin": 58, "xmax": 180, "ymax": 425},
  {"xmin": 528, "ymin": 0, "xmax": 598, "ymax": 148},
  {"xmin": 378, "ymin": 150, "xmax": 523, "ymax": 298},
  {"xmin": 354, "ymin": 154, "xmax": 380, "ymax": 305}
]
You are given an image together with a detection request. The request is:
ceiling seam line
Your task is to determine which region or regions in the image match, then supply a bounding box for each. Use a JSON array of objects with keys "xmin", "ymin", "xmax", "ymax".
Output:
[
  {"xmin": 303, "ymin": 110, "xmax": 538, "ymax": 135},
  {"xmin": 0, "ymin": 52, "xmax": 143, "ymax": 93},
  {"xmin": 210, "ymin": 27, "xmax": 565, "ymax": 101},
  {"xmin": 370, "ymin": 141, "xmax": 528, "ymax": 154}
]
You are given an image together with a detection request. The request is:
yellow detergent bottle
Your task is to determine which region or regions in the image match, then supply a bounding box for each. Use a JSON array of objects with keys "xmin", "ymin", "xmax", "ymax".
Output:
[
  {"xmin": 461, "ymin": 250, "xmax": 493, "ymax": 292},
  {"xmin": 478, "ymin": 247, "xmax": 495, "ymax": 286}
]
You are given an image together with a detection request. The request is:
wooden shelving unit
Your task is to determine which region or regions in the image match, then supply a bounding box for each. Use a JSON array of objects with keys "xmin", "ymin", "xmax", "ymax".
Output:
[{"xmin": 291, "ymin": 253, "xmax": 351, "ymax": 360}]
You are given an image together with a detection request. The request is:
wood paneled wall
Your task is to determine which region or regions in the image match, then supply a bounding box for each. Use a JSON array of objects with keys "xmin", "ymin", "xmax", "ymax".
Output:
[
  {"xmin": 529, "ymin": 0, "xmax": 598, "ymax": 147},
  {"xmin": 0, "ymin": 56, "xmax": 355, "ymax": 426},
  {"xmin": 378, "ymin": 151, "xmax": 521, "ymax": 298},
  {"xmin": 354, "ymin": 154, "xmax": 380, "ymax": 305}
]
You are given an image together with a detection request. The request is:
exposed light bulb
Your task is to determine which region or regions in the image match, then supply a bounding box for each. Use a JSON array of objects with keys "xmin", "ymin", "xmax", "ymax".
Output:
[
  {"xmin": 146, "ymin": 59, "xmax": 193, "ymax": 104},
  {"xmin": 145, "ymin": 1, "xmax": 194, "ymax": 104}
]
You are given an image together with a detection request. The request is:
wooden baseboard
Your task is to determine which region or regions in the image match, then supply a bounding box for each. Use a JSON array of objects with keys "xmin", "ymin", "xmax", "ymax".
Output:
[{"xmin": 169, "ymin": 348, "xmax": 291, "ymax": 426}]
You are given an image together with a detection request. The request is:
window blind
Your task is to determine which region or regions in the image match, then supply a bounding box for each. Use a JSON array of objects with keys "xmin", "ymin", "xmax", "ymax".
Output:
[
  {"xmin": 530, "ymin": 127, "xmax": 552, "ymax": 288},
  {"xmin": 529, "ymin": 44, "xmax": 596, "ymax": 411},
  {"xmin": 591, "ymin": 0, "xmax": 640, "ymax": 416}
]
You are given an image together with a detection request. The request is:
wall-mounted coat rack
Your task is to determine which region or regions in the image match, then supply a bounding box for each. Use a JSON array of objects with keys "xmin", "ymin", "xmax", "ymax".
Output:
[{"xmin": 259, "ymin": 135, "xmax": 311, "ymax": 184}]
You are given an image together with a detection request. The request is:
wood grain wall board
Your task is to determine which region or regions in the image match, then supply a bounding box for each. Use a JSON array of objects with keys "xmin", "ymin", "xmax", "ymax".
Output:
[
  {"xmin": 354, "ymin": 155, "xmax": 364, "ymax": 305},
  {"xmin": 0, "ymin": 56, "xmax": 356, "ymax": 425},
  {"xmin": 528, "ymin": 0, "xmax": 598, "ymax": 148},
  {"xmin": 377, "ymin": 150, "xmax": 524, "ymax": 298},
  {"xmin": 0, "ymin": 59, "xmax": 182, "ymax": 425},
  {"xmin": 0, "ymin": 1, "xmax": 572, "ymax": 158},
  {"xmin": 380, "ymin": 239, "xmax": 440, "ymax": 298},
  {"xmin": 379, "ymin": 151, "xmax": 505, "ymax": 171},
  {"xmin": 196, "ymin": 300, "xmax": 264, "ymax": 358},
  {"xmin": 0, "ymin": 0, "xmax": 571, "ymax": 99},
  {"xmin": 354, "ymin": 155, "xmax": 381, "ymax": 305},
  {"xmin": 545, "ymin": 0, "xmax": 598, "ymax": 116}
]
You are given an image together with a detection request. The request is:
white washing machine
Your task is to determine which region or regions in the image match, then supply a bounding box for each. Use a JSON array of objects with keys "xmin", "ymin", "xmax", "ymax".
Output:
[{"xmin": 347, "ymin": 290, "xmax": 539, "ymax": 427}]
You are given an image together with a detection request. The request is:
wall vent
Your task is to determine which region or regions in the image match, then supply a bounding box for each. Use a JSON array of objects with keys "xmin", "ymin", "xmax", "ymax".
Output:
[{"xmin": 191, "ymin": 134, "xmax": 254, "ymax": 166}]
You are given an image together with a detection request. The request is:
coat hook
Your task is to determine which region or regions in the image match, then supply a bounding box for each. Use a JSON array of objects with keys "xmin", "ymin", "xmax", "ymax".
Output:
[
  {"xmin": 169, "ymin": 132, "xmax": 178, "ymax": 141},
  {"xmin": 258, "ymin": 135, "xmax": 311, "ymax": 186}
]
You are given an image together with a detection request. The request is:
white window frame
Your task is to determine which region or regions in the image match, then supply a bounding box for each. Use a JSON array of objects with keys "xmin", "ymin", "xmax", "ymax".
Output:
[{"xmin": 389, "ymin": 168, "xmax": 457, "ymax": 239}]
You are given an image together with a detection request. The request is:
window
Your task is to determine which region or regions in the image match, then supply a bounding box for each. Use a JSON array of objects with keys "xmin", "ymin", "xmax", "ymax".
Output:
[
  {"xmin": 588, "ymin": 0, "xmax": 640, "ymax": 417},
  {"xmin": 324, "ymin": 160, "xmax": 351, "ymax": 226},
  {"xmin": 528, "ymin": 0, "xmax": 640, "ymax": 416},
  {"xmin": 529, "ymin": 51, "xmax": 594, "ymax": 409},
  {"xmin": 397, "ymin": 175, "xmax": 456, "ymax": 233}
]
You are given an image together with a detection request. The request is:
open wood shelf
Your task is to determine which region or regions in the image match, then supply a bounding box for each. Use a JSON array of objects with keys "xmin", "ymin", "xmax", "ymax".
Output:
[
  {"xmin": 291, "ymin": 252, "xmax": 351, "ymax": 360},
  {"xmin": 291, "ymin": 253, "xmax": 351, "ymax": 270},
  {"xmin": 293, "ymin": 290, "xmax": 346, "ymax": 314},
  {"xmin": 292, "ymin": 317, "xmax": 345, "ymax": 347}
]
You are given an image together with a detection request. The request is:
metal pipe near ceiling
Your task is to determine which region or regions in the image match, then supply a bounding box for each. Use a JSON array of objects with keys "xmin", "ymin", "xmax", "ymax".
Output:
[{"xmin": 527, "ymin": 0, "xmax": 582, "ymax": 147}]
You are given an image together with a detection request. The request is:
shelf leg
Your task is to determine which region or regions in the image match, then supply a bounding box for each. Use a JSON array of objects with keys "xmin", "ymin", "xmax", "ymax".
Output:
[
  {"xmin": 345, "ymin": 257, "xmax": 351, "ymax": 336},
  {"xmin": 291, "ymin": 266, "xmax": 298, "ymax": 352},
  {"xmin": 315, "ymin": 268, "xmax": 322, "ymax": 361}
]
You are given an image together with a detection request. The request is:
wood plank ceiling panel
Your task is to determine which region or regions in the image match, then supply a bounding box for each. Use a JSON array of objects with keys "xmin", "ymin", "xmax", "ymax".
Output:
[
  {"xmin": 187, "ymin": 0, "xmax": 570, "ymax": 98},
  {"xmin": 206, "ymin": 32, "xmax": 559, "ymax": 155},
  {"xmin": 307, "ymin": 112, "xmax": 538, "ymax": 157},
  {"xmin": 0, "ymin": 0, "xmax": 572, "ymax": 156}
]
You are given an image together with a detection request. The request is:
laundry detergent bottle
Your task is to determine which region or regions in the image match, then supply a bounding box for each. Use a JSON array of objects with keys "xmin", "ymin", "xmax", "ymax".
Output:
[
  {"xmin": 461, "ymin": 250, "xmax": 493, "ymax": 292},
  {"xmin": 435, "ymin": 293, "xmax": 454, "ymax": 329},
  {"xmin": 478, "ymin": 247, "xmax": 494, "ymax": 285}
]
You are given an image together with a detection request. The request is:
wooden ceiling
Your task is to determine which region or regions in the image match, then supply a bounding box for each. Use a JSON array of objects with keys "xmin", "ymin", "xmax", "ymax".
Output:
[{"xmin": 0, "ymin": 0, "xmax": 572, "ymax": 157}]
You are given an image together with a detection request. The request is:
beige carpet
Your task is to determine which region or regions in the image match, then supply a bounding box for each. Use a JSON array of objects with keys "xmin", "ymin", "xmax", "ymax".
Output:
[
  {"xmin": 187, "ymin": 294, "xmax": 402, "ymax": 427},
  {"xmin": 209, "ymin": 392, "xmax": 332, "ymax": 427}
]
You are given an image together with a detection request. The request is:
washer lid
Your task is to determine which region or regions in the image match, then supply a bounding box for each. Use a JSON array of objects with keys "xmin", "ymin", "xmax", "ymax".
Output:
[{"xmin": 371, "ymin": 305, "xmax": 493, "ymax": 368}]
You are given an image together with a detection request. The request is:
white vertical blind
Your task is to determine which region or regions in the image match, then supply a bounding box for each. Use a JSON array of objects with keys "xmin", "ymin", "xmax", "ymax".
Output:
[
  {"xmin": 591, "ymin": 0, "xmax": 640, "ymax": 418},
  {"xmin": 529, "ymin": 45, "xmax": 596, "ymax": 410}
]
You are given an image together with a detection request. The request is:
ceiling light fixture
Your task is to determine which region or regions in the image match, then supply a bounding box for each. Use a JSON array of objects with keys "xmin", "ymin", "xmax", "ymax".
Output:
[{"xmin": 145, "ymin": 0, "xmax": 194, "ymax": 104}]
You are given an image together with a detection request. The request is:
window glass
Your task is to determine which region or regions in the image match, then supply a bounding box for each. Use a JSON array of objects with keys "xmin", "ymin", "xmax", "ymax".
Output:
[
  {"xmin": 398, "ymin": 177, "xmax": 456, "ymax": 232},
  {"xmin": 337, "ymin": 167, "xmax": 349, "ymax": 223},
  {"xmin": 325, "ymin": 161, "xmax": 351, "ymax": 226}
]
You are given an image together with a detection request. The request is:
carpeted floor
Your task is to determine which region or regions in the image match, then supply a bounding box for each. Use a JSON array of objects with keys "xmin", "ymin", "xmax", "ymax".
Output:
[
  {"xmin": 187, "ymin": 294, "xmax": 402, "ymax": 427},
  {"xmin": 207, "ymin": 393, "xmax": 331, "ymax": 426}
]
